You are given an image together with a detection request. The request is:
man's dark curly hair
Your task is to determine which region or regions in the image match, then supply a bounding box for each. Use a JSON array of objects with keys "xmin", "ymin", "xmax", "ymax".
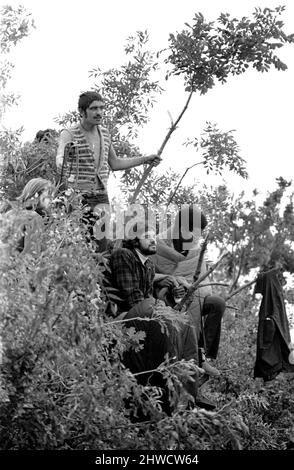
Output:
[
  {"xmin": 122, "ymin": 238, "xmax": 140, "ymax": 250},
  {"xmin": 78, "ymin": 91, "xmax": 104, "ymax": 113}
]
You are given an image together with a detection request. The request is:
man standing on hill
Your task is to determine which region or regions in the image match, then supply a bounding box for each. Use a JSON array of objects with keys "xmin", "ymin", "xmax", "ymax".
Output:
[{"xmin": 56, "ymin": 91, "xmax": 160, "ymax": 249}]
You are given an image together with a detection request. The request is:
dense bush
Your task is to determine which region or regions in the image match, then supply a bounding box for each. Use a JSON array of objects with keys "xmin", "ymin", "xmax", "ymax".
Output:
[
  {"xmin": 1, "ymin": 3, "xmax": 294, "ymax": 449},
  {"xmin": 0, "ymin": 198, "xmax": 168, "ymax": 449},
  {"xmin": 0, "ymin": 137, "xmax": 58, "ymax": 201},
  {"xmin": 208, "ymin": 293, "xmax": 294, "ymax": 450},
  {"xmin": 0, "ymin": 195, "xmax": 293, "ymax": 450}
]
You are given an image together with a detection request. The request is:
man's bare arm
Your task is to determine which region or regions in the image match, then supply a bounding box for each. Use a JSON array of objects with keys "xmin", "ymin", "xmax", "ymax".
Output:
[{"xmin": 108, "ymin": 144, "xmax": 161, "ymax": 171}]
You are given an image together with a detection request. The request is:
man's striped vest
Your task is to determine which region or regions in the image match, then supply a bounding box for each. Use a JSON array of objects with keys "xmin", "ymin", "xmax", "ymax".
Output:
[{"xmin": 63, "ymin": 124, "xmax": 111, "ymax": 196}]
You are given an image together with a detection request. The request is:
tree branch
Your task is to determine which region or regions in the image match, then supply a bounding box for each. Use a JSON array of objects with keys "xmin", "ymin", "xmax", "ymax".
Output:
[
  {"xmin": 193, "ymin": 232, "xmax": 210, "ymax": 283},
  {"xmin": 175, "ymin": 250, "xmax": 229, "ymax": 311},
  {"xmin": 198, "ymin": 282, "xmax": 229, "ymax": 288},
  {"xmin": 225, "ymin": 266, "xmax": 280, "ymax": 301},
  {"xmin": 225, "ymin": 278, "xmax": 257, "ymax": 301},
  {"xmin": 166, "ymin": 160, "xmax": 204, "ymax": 207},
  {"xmin": 228, "ymin": 247, "xmax": 245, "ymax": 294},
  {"xmin": 130, "ymin": 90, "xmax": 194, "ymax": 203}
]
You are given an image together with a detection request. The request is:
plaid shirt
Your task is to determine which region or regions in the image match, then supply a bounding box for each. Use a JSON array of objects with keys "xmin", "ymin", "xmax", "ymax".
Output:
[{"xmin": 109, "ymin": 248, "xmax": 155, "ymax": 312}]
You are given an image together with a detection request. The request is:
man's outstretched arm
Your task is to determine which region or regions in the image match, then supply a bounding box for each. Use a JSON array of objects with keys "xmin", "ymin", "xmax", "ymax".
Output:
[{"xmin": 108, "ymin": 144, "xmax": 161, "ymax": 171}]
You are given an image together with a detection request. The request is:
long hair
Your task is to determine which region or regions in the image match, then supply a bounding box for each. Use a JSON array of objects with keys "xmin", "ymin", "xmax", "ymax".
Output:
[
  {"xmin": 17, "ymin": 178, "xmax": 54, "ymax": 209},
  {"xmin": 172, "ymin": 205, "xmax": 208, "ymax": 253}
]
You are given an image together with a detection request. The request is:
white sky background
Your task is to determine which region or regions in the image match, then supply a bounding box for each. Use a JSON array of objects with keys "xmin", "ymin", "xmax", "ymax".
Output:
[{"xmin": 1, "ymin": 0, "xmax": 294, "ymax": 199}]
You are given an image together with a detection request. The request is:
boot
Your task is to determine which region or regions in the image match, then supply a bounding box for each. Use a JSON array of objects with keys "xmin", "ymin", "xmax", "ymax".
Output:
[
  {"xmin": 199, "ymin": 348, "xmax": 220, "ymax": 377},
  {"xmin": 194, "ymin": 391, "xmax": 216, "ymax": 411},
  {"xmin": 201, "ymin": 359, "xmax": 220, "ymax": 377}
]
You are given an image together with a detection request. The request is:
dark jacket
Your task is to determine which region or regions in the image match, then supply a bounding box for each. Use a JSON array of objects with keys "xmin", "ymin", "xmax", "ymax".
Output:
[
  {"xmin": 254, "ymin": 270, "xmax": 294, "ymax": 381},
  {"xmin": 109, "ymin": 247, "xmax": 155, "ymax": 313}
]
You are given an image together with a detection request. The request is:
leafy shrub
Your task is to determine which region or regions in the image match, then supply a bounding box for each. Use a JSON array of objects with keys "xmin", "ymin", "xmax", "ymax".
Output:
[
  {"xmin": 0, "ymin": 198, "xmax": 263, "ymax": 450},
  {"xmin": 208, "ymin": 293, "xmax": 294, "ymax": 450}
]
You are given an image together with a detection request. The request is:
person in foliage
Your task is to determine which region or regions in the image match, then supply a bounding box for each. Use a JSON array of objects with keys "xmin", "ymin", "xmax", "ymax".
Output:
[
  {"xmin": 107, "ymin": 223, "xmax": 216, "ymax": 415},
  {"xmin": 0, "ymin": 177, "xmax": 55, "ymax": 258},
  {"xmin": 35, "ymin": 129, "xmax": 56, "ymax": 144},
  {"xmin": 56, "ymin": 91, "xmax": 161, "ymax": 251},
  {"xmin": 151, "ymin": 205, "xmax": 226, "ymax": 379}
]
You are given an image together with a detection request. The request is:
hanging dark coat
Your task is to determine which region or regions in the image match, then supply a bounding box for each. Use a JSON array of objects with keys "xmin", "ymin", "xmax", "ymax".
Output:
[{"xmin": 254, "ymin": 270, "xmax": 294, "ymax": 381}]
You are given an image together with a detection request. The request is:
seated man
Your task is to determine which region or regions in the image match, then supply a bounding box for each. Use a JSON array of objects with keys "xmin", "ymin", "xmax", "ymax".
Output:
[
  {"xmin": 107, "ymin": 224, "xmax": 216, "ymax": 414},
  {"xmin": 152, "ymin": 205, "xmax": 226, "ymax": 378}
]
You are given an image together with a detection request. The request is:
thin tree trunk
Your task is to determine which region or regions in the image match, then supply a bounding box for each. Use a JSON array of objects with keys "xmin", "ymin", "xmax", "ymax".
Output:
[
  {"xmin": 130, "ymin": 90, "xmax": 194, "ymax": 204},
  {"xmin": 228, "ymin": 248, "xmax": 245, "ymax": 293},
  {"xmin": 175, "ymin": 250, "xmax": 229, "ymax": 312},
  {"xmin": 166, "ymin": 161, "xmax": 204, "ymax": 207},
  {"xmin": 193, "ymin": 232, "xmax": 210, "ymax": 283}
]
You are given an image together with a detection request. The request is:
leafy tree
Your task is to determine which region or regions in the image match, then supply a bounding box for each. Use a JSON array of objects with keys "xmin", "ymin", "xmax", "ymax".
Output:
[
  {"xmin": 185, "ymin": 178, "xmax": 294, "ymax": 301},
  {"xmin": 0, "ymin": 6, "xmax": 57, "ymax": 201},
  {"xmin": 0, "ymin": 137, "xmax": 58, "ymax": 202},
  {"xmin": 55, "ymin": 30, "xmax": 162, "ymax": 162},
  {"xmin": 0, "ymin": 4, "xmax": 36, "ymax": 201},
  {"xmin": 5, "ymin": 7, "xmax": 293, "ymax": 207},
  {"xmin": 132, "ymin": 6, "xmax": 294, "ymax": 202},
  {"xmin": 214, "ymin": 292, "xmax": 294, "ymax": 450},
  {"xmin": 1, "ymin": 4, "xmax": 294, "ymax": 452},
  {"xmin": 0, "ymin": 197, "xmax": 255, "ymax": 450},
  {"xmin": 166, "ymin": 6, "xmax": 294, "ymax": 94},
  {"xmin": 0, "ymin": 4, "xmax": 35, "ymax": 118}
]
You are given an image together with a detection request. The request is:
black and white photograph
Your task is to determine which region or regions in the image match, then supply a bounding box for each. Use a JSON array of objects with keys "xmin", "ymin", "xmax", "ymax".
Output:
[{"xmin": 0, "ymin": 0, "xmax": 294, "ymax": 461}]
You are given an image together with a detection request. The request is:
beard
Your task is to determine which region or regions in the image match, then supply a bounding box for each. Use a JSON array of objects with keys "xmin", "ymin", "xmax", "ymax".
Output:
[{"xmin": 139, "ymin": 244, "xmax": 157, "ymax": 255}]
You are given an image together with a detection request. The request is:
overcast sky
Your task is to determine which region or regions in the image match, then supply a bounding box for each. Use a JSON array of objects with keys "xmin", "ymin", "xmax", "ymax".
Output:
[{"xmin": 2, "ymin": 0, "xmax": 294, "ymax": 198}]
